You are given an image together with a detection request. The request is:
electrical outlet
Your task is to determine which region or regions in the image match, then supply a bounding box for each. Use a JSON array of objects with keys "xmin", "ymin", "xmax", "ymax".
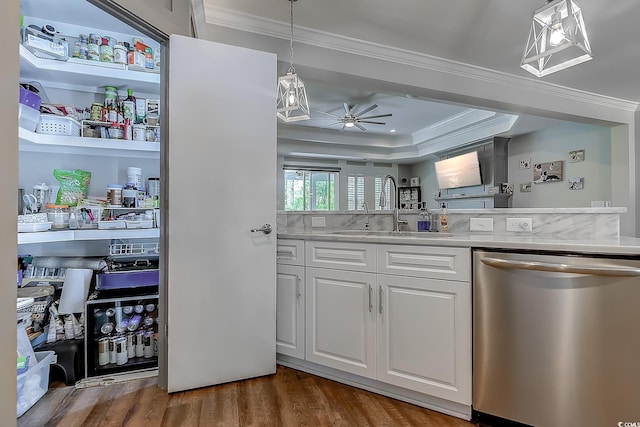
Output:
[
  {"xmin": 311, "ymin": 216, "xmax": 326, "ymax": 227},
  {"xmin": 506, "ymin": 217, "xmax": 532, "ymax": 232},
  {"xmin": 470, "ymin": 218, "xmax": 493, "ymax": 232}
]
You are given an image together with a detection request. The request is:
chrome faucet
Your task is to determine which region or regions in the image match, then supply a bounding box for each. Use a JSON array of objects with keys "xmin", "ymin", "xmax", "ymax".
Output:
[
  {"xmin": 362, "ymin": 201, "xmax": 370, "ymax": 229},
  {"xmin": 380, "ymin": 174, "xmax": 408, "ymax": 231}
]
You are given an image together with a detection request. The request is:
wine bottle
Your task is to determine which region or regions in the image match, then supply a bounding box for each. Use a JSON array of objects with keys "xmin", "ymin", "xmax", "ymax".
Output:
[{"xmin": 123, "ymin": 88, "xmax": 136, "ymax": 123}]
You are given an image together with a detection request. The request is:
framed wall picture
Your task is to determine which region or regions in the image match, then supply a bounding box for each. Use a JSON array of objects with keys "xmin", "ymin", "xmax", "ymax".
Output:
[
  {"xmin": 533, "ymin": 161, "xmax": 563, "ymax": 184},
  {"xmin": 520, "ymin": 182, "xmax": 532, "ymax": 192},
  {"xmin": 569, "ymin": 177, "xmax": 584, "ymax": 190},
  {"xmin": 568, "ymin": 149, "xmax": 585, "ymax": 162}
]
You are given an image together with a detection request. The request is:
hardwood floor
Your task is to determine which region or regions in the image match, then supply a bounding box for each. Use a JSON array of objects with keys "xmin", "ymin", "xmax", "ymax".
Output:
[{"xmin": 18, "ymin": 366, "xmax": 478, "ymax": 427}]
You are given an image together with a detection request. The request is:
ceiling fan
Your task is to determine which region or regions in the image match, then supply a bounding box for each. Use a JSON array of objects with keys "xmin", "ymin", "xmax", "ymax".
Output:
[{"xmin": 319, "ymin": 103, "xmax": 392, "ymax": 131}]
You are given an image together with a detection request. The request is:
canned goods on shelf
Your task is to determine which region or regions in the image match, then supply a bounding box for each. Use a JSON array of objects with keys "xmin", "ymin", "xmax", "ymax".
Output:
[
  {"xmin": 88, "ymin": 43, "xmax": 100, "ymax": 61},
  {"xmin": 100, "ymin": 44, "xmax": 114, "ymax": 63},
  {"xmin": 104, "ymin": 86, "xmax": 117, "ymax": 108},
  {"xmin": 114, "ymin": 44, "xmax": 127, "ymax": 64}
]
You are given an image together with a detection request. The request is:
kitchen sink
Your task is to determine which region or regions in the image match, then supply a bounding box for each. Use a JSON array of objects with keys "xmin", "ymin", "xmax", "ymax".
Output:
[{"xmin": 329, "ymin": 230, "xmax": 453, "ymax": 238}]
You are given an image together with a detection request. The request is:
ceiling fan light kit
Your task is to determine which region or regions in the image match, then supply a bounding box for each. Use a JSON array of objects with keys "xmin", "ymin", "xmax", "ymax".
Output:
[
  {"xmin": 276, "ymin": 0, "xmax": 311, "ymax": 122},
  {"xmin": 320, "ymin": 103, "xmax": 392, "ymax": 131},
  {"xmin": 521, "ymin": 0, "xmax": 592, "ymax": 77}
]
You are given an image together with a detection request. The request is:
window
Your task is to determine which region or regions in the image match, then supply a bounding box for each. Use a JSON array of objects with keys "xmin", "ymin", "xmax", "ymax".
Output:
[
  {"xmin": 284, "ymin": 169, "xmax": 338, "ymax": 211},
  {"xmin": 347, "ymin": 174, "xmax": 365, "ymax": 210},
  {"xmin": 374, "ymin": 176, "xmax": 392, "ymax": 210}
]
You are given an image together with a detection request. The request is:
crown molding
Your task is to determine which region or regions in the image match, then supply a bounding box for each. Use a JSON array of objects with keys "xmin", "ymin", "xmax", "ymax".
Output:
[{"xmin": 204, "ymin": 5, "xmax": 639, "ymax": 114}]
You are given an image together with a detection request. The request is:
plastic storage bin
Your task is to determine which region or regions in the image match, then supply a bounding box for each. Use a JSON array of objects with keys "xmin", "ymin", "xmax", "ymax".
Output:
[
  {"xmin": 19, "ymin": 86, "xmax": 42, "ymax": 110},
  {"xmin": 37, "ymin": 115, "xmax": 81, "ymax": 136},
  {"xmin": 18, "ymin": 104, "xmax": 41, "ymax": 132},
  {"xmin": 17, "ymin": 350, "xmax": 54, "ymax": 418}
]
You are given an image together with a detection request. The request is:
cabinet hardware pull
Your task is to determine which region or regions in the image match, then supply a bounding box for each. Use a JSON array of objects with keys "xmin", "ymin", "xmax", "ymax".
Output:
[
  {"xmin": 368, "ymin": 285, "xmax": 372, "ymax": 312},
  {"xmin": 379, "ymin": 286, "xmax": 383, "ymax": 314},
  {"xmin": 296, "ymin": 276, "xmax": 301, "ymax": 299}
]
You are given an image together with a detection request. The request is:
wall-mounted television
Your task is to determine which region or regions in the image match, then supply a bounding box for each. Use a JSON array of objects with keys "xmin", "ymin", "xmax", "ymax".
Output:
[{"xmin": 434, "ymin": 151, "xmax": 482, "ymax": 190}]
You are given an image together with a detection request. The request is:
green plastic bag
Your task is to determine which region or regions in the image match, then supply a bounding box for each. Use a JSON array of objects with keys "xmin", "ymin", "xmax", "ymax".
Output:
[{"xmin": 53, "ymin": 169, "xmax": 91, "ymax": 206}]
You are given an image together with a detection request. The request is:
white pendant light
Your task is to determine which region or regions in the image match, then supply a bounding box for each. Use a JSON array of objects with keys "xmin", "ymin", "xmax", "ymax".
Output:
[
  {"xmin": 521, "ymin": 0, "xmax": 592, "ymax": 77},
  {"xmin": 276, "ymin": 0, "xmax": 310, "ymax": 122}
]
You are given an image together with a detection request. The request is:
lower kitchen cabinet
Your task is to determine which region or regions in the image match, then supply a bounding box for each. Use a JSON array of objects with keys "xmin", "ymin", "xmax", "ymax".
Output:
[
  {"xmin": 305, "ymin": 267, "xmax": 376, "ymax": 378},
  {"xmin": 376, "ymin": 274, "xmax": 471, "ymax": 404},
  {"xmin": 277, "ymin": 238, "xmax": 472, "ymax": 416},
  {"xmin": 276, "ymin": 264, "xmax": 305, "ymax": 359}
]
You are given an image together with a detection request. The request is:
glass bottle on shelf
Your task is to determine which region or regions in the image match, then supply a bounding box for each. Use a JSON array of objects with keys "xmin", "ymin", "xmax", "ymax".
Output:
[{"xmin": 123, "ymin": 89, "xmax": 136, "ymax": 123}]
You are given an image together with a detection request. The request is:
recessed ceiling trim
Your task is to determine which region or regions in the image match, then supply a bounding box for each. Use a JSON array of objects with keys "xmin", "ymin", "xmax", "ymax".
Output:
[
  {"xmin": 204, "ymin": 5, "xmax": 639, "ymax": 113},
  {"xmin": 414, "ymin": 114, "xmax": 519, "ymax": 157},
  {"xmin": 277, "ymin": 113, "xmax": 518, "ymax": 162},
  {"xmin": 411, "ymin": 109, "xmax": 496, "ymax": 145}
]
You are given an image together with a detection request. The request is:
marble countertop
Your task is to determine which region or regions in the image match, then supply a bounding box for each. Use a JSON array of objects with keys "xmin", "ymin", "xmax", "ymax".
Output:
[{"xmin": 278, "ymin": 230, "xmax": 640, "ymax": 256}]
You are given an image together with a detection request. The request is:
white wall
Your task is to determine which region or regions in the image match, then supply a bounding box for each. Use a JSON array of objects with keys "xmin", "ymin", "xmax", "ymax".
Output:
[{"xmin": 508, "ymin": 123, "xmax": 612, "ymax": 208}]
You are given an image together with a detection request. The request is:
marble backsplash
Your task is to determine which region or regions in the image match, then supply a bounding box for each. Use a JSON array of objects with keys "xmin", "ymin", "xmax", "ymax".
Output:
[{"xmin": 277, "ymin": 208, "xmax": 625, "ymax": 240}]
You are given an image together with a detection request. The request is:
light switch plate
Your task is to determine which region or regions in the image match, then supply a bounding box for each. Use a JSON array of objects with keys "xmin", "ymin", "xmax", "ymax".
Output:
[
  {"xmin": 470, "ymin": 218, "xmax": 493, "ymax": 232},
  {"xmin": 506, "ymin": 217, "xmax": 532, "ymax": 232},
  {"xmin": 311, "ymin": 216, "xmax": 326, "ymax": 227}
]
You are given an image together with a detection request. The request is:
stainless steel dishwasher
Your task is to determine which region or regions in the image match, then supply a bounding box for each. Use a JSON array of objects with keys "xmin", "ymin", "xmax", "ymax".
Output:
[{"xmin": 473, "ymin": 250, "xmax": 640, "ymax": 427}]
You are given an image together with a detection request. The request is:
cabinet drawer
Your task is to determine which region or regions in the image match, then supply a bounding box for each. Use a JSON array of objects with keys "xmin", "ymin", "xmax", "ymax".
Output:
[
  {"xmin": 277, "ymin": 239, "xmax": 305, "ymax": 266},
  {"xmin": 377, "ymin": 245, "xmax": 470, "ymax": 282},
  {"xmin": 306, "ymin": 241, "xmax": 376, "ymax": 273}
]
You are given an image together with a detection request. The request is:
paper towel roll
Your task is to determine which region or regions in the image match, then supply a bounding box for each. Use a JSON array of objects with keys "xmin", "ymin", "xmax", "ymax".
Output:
[{"xmin": 58, "ymin": 268, "xmax": 93, "ymax": 314}]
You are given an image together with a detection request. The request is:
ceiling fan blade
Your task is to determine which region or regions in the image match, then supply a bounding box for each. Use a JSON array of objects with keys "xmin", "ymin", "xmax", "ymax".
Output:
[
  {"xmin": 343, "ymin": 103, "xmax": 351, "ymax": 116},
  {"xmin": 315, "ymin": 110, "xmax": 342, "ymax": 118},
  {"xmin": 359, "ymin": 120, "xmax": 386, "ymax": 125},
  {"xmin": 321, "ymin": 122, "xmax": 342, "ymax": 129},
  {"xmin": 358, "ymin": 113, "xmax": 392, "ymax": 120},
  {"xmin": 354, "ymin": 122, "xmax": 367, "ymax": 131},
  {"xmin": 353, "ymin": 104, "xmax": 378, "ymax": 117},
  {"xmin": 339, "ymin": 124, "xmax": 346, "ymax": 132}
]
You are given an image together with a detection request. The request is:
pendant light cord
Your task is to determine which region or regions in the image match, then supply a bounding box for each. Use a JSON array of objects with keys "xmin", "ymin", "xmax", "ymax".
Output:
[{"xmin": 288, "ymin": 0, "xmax": 295, "ymax": 74}]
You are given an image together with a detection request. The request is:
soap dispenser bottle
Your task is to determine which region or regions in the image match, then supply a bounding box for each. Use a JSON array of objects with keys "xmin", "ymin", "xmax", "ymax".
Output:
[{"xmin": 439, "ymin": 203, "xmax": 449, "ymax": 232}]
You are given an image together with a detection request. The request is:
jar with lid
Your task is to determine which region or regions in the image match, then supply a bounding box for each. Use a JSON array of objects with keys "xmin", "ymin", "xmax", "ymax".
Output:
[
  {"xmin": 147, "ymin": 177, "xmax": 160, "ymax": 207},
  {"xmin": 46, "ymin": 204, "xmax": 70, "ymax": 229},
  {"xmin": 107, "ymin": 184, "xmax": 123, "ymax": 206},
  {"xmin": 122, "ymin": 183, "xmax": 137, "ymax": 208},
  {"xmin": 78, "ymin": 34, "xmax": 88, "ymax": 60},
  {"xmin": 114, "ymin": 44, "xmax": 127, "ymax": 65}
]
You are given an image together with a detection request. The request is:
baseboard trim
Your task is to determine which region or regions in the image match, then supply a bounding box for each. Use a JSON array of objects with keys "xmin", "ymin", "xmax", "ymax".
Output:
[{"xmin": 277, "ymin": 355, "xmax": 472, "ymax": 421}]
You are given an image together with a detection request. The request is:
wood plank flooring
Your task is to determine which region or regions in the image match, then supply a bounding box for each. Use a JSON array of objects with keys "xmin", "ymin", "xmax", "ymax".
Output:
[{"xmin": 18, "ymin": 366, "xmax": 478, "ymax": 427}]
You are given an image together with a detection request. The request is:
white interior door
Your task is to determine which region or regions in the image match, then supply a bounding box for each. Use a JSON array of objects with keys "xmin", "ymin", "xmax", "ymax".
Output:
[{"xmin": 165, "ymin": 35, "xmax": 277, "ymax": 392}]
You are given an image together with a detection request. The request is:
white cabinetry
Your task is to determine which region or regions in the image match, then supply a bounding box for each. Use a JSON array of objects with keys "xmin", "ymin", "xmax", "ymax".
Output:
[
  {"xmin": 304, "ymin": 241, "xmax": 377, "ymax": 377},
  {"xmin": 276, "ymin": 240, "xmax": 305, "ymax": 359},
  {"xmin": 377, "ymin": 244, "xmax": 471, "ymax": 405},
  {"xmin": 305, "ymin": 267, "xmax": 376, "ymax": 377},
  {"xmin": 283, "ymin": 239, "xmax": 472, "ymax": 411}
]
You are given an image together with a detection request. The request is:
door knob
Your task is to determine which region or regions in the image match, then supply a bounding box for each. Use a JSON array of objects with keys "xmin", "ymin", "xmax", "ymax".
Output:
[{"xmin": 251, "ymin": 224, "xmax": 272, "ymax": 234}]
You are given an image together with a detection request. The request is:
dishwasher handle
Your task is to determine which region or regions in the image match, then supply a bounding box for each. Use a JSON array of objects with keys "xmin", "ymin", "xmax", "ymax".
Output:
[{"xmin": 480, "ymin": 257, "xmax": 640, "ymax": 277}]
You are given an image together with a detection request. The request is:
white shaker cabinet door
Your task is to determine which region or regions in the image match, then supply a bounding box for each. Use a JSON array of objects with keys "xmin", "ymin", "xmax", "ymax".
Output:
[
  {"xmin": 305, "ymin": 267, "xmax": 376, "ymax": 379},
  {"xmin": 276, "ymin": 264, "xmax": 305, "ymax": 359},
  {"xmin": 164, "ymin": 35, "xmax": 277, "ymax": 393},
  {"xmin": 376, "ymin": 274, "xmax": 471, "ymax": 405}
]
